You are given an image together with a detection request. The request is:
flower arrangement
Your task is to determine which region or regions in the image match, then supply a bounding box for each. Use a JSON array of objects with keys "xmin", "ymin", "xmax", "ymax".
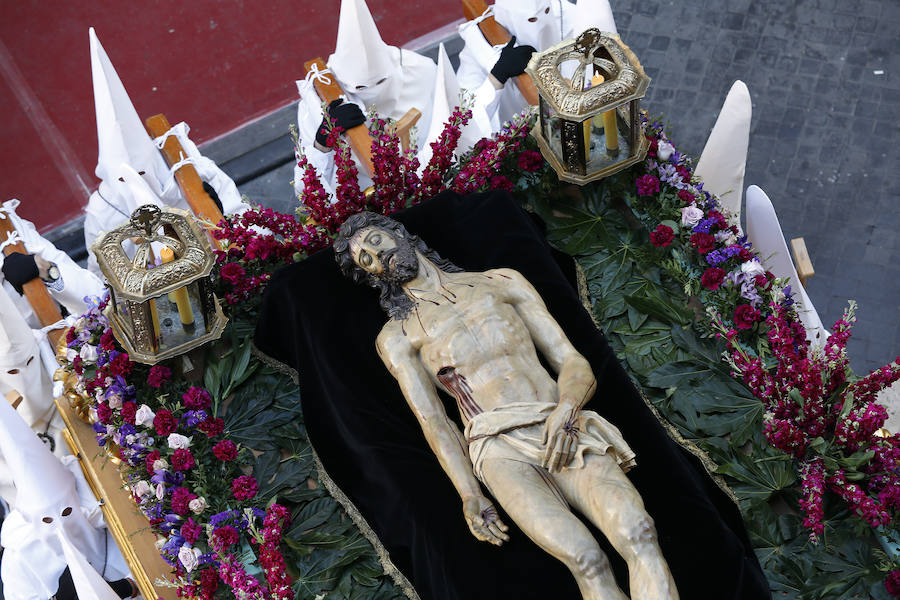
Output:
[{"xmin": 58, "ymin": 299, "xmax": 292, "ymax": 599}]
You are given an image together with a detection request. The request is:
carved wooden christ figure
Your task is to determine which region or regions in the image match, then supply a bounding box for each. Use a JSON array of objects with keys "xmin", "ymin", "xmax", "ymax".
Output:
[{"xmin": 334, "ymin": 212, "xmax": 679, "ymax": 600}]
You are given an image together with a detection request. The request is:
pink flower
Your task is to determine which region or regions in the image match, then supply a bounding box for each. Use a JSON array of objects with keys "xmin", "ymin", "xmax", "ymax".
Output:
[
  {"xmin": 677, "ymin": 189, "xmax": 695, "ymax": 204},
  {"xmin": 649, "ymin": 224, "xmax": 674, "ymax": 247},
  {"xmin": 689, "ymin": 232, "xmax": 716, "ymax": 254},
  {"xmin": 635, "ymin": 174, "xmax": 660, "ymax": 196},
  {"xmin": 170, "ymin": 487, "xmax": 197, "ymax": 515},
  {"xmin": 147, "ymin": 365, "xmax": 172, "ymax": 388},
  {"xmin": 489, "ymin": 175, "xmax": 514, "ymax": 192},
  {"xmin": 153, "ymin": 409, "xmax": 178, "ymax": 436},
  {"xmin": 700, "ymin": 267, "xmax": 726, "ymax": 290},
  {"xmin": 198, "ymin": 417, "xmax": 225, "ymax": 438},
  {"xmin": 171, "ymin": 448, "xmax": 195, "ymax": 472},
  {"xmin": 182, "ymin": 387, "xmax": 211, "ymax": 410},
  {"xmin": 181, "ymin": 518, "xmax": 202, "ymax": 545},
  {"xmin": 734, "ymin": 304, "xmax": 762, "ymax": 330},
  {"xmin": 219, "ymin": 263, "xmax": 246, "ymax": 286},
  {"xmin": 517, "ymin": 150, "xmax": 544, "ymax": 172},
  {"xmin": 145, "ymin": 450, "xmax": 160, "ymax": 474},
  {"xmin": 886, "ymin": 570, "xmax": 900, "ymax": 597},
  {"xmin": 120, "ymin": 401, "xmax": 136, "ymax": 425},
  {"xmin": 96, "ymin": 402, "xmax": 112, "ymax": 424},
  {"xmin": 231, "ymin": 475, "xmax": 259, "ymax": 501},
  {"xmin": 213, "ymin": 439, "xmax": 238, "ymax": 462},
  {"xmin": 211, "ymin": 525, "xmax": 240, "ymax": 551}
]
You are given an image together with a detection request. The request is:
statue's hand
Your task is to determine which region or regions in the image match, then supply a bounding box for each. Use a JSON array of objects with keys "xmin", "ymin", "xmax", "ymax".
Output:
[
  {"xmin": 541, "ymin": 404, "xmax": 579, "ymax": 473},
  {"xmin": 462, "ymin": 494, "xmax": 509, "ymax": 546}
]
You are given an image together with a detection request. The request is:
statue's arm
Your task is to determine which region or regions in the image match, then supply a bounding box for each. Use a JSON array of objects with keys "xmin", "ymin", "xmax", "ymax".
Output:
[
  {"xmin": 376, "ymin": 326, "xmax": 509, "ymax": 545},
  {"xmin": 497, "ymin": 268, "xmax": 597, "ymax": 471}
]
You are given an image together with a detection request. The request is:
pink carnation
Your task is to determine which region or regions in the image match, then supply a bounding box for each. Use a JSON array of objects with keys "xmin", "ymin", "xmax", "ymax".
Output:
[
  {"xmin": 147, "ymin": 365, "xmax": 172, "ymax": 388},
  {"xmin": 213, "ymin": 439, "xmax": 238, "ymax": 462},
  {"xmin": 170, "ymin": 487, "xmax": 197, "ymax": 515},
  {"xmin": 635, "ymin": 174, "xmax": 660, "ymax": 196},
  {"xmin": 183, "ymin": 386, "xmax": 211, "ymax": 410},
  {"xmin": 219, "ymin": 262, "xmax": 246, "ymax": 286},
  {"xmin": 153, "ymin": 409, "xmax": 178, "ymax": 436},
  {"xmin": 181, "ymin": 518, "xmax": 202, "ymax": 545},
  {"xmin": 649, "ymin": 224, "xmax": 674, "ymax": 247},
  {"xmin": 171, "ymin": 448, "xmax": 195, "ymax": 472},
  {"xmin": 517, "ymin": 150, "xmax": 544, "ymax": 172},
  {"xmin": 231, "ymin": 475, "xmax": 259, "ymax": 501},
  {"xmin": 211, "ymin": 525, "xmax": 240, "ymax": 551}
]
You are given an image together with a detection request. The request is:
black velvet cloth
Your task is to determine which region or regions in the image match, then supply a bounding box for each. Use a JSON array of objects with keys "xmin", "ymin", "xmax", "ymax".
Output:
[{"xmin": 254, "ymin": 190, "xmax": 771, "ymax": 600}]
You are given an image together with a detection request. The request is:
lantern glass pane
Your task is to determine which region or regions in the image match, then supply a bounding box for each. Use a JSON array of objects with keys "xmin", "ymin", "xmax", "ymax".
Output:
[
  {"xmin": 585, "ymin": 105, "xmax": 633, "ymax": 173},
  {"xmin": 542, "ymin": 101, "xmax": 565, "ymax": 165},
  {"xmin": 154, "ymin": 281, "xmax": 208, "ymax": 352}
]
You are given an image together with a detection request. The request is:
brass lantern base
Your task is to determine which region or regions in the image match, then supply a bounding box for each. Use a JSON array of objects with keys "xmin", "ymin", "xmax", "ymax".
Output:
[
  {"xmin": 531, "ymin": 123, "xmax": 650, "ymax": 186},
  {"xmin": 106, "ymin": 299, "xmax": 228, "ymax": 365}
]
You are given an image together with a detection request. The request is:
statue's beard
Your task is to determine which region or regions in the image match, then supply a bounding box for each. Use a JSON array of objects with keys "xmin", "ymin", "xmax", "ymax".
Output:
[{"xmin": 380, "ymin": 243, "xmax": 419, "ymax": 285}]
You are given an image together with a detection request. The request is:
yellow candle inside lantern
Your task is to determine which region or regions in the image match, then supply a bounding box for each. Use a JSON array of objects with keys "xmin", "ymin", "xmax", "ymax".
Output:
[
  {"xmin": 159, "ymin": 246, "xmax": 194, "ymax": 327},
  {"xmin": 583, "ymin": 75, "xmax": 606, "ymax": 162},
  {"xmin": 588, "ymin": 74, "xmax": 619, "ymax": 155},
  {"xmin": 148, "ymin": 298, "xmax": 161, "ymax": 348}
]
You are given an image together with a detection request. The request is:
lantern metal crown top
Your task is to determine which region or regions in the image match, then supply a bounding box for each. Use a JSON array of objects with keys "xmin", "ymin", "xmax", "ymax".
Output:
[
  {"xmin": 526, "ymin": 28, "xmax": 650, "ymax": 121},
  {"xmin": 92, "ymin": 205, "xmax": 216, "ymax": 301}
]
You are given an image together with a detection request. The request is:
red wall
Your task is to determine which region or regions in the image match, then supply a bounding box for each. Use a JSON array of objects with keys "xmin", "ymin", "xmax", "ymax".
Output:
[{"xmin": 0, "ymin": 1, "xmax": 460, "ymax": 231}]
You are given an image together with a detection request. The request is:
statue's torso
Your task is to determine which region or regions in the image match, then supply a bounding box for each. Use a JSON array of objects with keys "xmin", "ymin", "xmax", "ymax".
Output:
[{"xmin": 396, "ymin": 270, "xmax": 558, "ymax": 422}]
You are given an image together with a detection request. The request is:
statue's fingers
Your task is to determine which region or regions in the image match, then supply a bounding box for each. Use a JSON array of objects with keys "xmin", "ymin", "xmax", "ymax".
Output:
[
  {"xmin": 549, "ymin": 433, "xmax": 566, "ymax": 472},
  {"xmin": 541, "ymin": 432, "xmax": 555, "ymax": 468},
  {"xmin": 487, "ymin": 522, "xmax": 510, "ymax": 543},
  {"xmin": 557, "ymin": 435, "xmax": 572, "ymax": 470}
]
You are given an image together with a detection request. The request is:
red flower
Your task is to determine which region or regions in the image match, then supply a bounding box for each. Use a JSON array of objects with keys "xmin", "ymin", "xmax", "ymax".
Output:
[
  {"xmin": 690, "ymin": 232, "xmax": 716, "ymax": 254},
  {"xmin": 212, "ymin": 525, "xmax": 240, "ymax": 551},
  {"xmin": 145, "ymin": 450, "xmax": 160, "ymax": 474},
  {"xmin": 649, "ymin": 224, "xmax": 675, "ymax": 247},
  {"xmin": 701, "ymin": 267, "xmax": 727, "ymax": 290},
  {"xmin": 99, "ymin": 328, "xmax": 116, "ymax": 351},
  {"xmin": 635, "ymin": 174, "xmax": 660, "ymax": 196},
  {"xmin": 489, "ymin": 175, "xmax": 514, "ymax": 191},
  {"xmin": 107, "ymin": 352, "xmax": 133, "ymax": 377},
  {"xmin": 885, "ymin": 570, "xmax": 900, "ymax": 597},
  {"xmin": 517, "ymin": 150, "xmax": 544, "ymax": 172},
  {"xmin": 734, "ymin": 304, "xmax": 762, "ymax": 330},
  {"xmin": 171, "ymin": 448, "xmax": 195, "ymax": 471},
  {"xmin": 677, "ymin": 189, "xmax": 695, "ymax": 204},
  {"xmin": 219, "ymin": 263, "xmax": 246, "ymax": 286},
  {"xmin": 231, "ymin": 475, "xmax": 259, "ymax": 501},
  {"xmin": 647, "ymin": 137, "xmax": 658, "ymax": 157},
  {"xmin": 754, "ymin": 274, "xmax": 770, "ymax": 289},
  {"xmin": 120, "ymin": 401, "xmax": 136, "ymax": 425},
  {"xmin": 707, "ymin": 211, "xmax": 728, "ymax": 229},
  {"xmin": 96, "ymin": 402, "xmax": 112, "ymax": 424},
  {"xmin": 182, "ymin": 387, "xmax": 211, "ymax": 410},
  {"xmin": 170, "ymin": 487, "xmax": 197, "ymax": 515},
  {"xmin": 154, "ymin": 409, "xmax": 178, "ymax": 436},
  {"xmin": 199, "ymin": 568, "xmax": 219, "ymax": 599},
  {"xmin": 66, "ymin": 328, "xmax": 77, "ymax": 344},
  {"xmin": 73, "ymin": 355, "xmax": 83, "ymax": 375},
  {"xmin": 181, "ymin": 518, "xmax": 202, "ymax": 545},
  {"xmin": 147, "ymin": 365, "xmax": 172, "ymax": 388},
  {"xmin": 198, "ymin": 417, "xmax": 224, "ymax": 438},
  {"xmin": 675, "ymin": 165, "xmax": 692, "ymax": 183},
  {"xmin": 213, "ymin": 439, "xmax": 238, "ymax": 462}
]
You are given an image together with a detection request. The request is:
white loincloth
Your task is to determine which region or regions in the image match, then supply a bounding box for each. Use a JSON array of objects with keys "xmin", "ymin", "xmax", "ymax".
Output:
[{"xmin": 464, "ymin": 402, "xmax": 636, "ymax": 483}]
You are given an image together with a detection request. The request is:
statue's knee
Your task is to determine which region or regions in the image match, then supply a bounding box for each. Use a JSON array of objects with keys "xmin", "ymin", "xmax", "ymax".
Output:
[
  {"xmin": 573, "ymin": 547, "xmax": 612, "ymax": 580},
  {"xmin": 624, "ymin": 515, "xmax": 657, "ymax": 547}
]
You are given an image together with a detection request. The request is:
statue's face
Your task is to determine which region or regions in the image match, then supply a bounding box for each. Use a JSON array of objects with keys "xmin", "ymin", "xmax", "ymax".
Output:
[{"xmin": 350, "ymin": 226, "xmax": 419, "ymax": 284}]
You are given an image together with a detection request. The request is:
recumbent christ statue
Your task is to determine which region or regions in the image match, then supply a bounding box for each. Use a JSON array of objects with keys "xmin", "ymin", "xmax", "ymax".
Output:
[{"xmin": 334, "ymin": 212, "xmax": 678, "ymax": 599}]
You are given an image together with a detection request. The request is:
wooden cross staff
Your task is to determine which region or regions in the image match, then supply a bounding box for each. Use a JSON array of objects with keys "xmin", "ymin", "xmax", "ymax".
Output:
[
  {"xmin": 0, "ymin": 215, "xmax": 64, "ymax": 348},
  {"xmin": 461, "ymin": 0, "xmax": 540, "ymax": 106},
  {"xmin": 145, "ymin": 114, "xmax": 225, "ymax": 251}
]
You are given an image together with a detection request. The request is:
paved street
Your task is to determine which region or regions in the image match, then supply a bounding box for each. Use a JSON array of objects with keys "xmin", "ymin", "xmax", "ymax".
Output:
[{"xmin": 609, "ymin": 0, "xmax": 899, "ymax": 373}]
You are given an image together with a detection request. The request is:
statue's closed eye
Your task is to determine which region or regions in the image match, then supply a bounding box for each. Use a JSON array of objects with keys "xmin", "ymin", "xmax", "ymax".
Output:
[{"xmin": 360, "ymin": 252, "xmax": 373, "ymax": 267}]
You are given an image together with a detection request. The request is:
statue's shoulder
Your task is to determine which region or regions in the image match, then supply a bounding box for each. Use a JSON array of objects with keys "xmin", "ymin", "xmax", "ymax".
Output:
[
  {"xmin": 375, "ymin": 319, "xmax": 411, "ymax": 357},
  {"xmin": 482, "ymin": 268, "xmax": 543, "ymax": 303}
]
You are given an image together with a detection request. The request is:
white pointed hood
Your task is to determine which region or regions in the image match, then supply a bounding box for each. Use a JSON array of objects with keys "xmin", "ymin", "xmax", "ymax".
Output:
[
  {"xmin": 0, "ymin": 381, "xmax": 105, "ymax": 597},
  {"xmin": 696, "ymin": 80, "xmax": 752, "ymax": 227},
  {"xmin": 494, "ymin": 0, "xmax": 560, "ymax": 50},
  {"xmin": 0, "ymin": 284, "xmax": 36, "ymax": 367},
  {"xmin": 90, "ymin": 27, "xmax": 171, "ymax": 196},
  {"xmin": 55, "ymin": 523, "xmax": 123, "ymax": 600},
  {"xmin": 571, "ymin": 0, "xmax": 618, "ymax": 35},
  {"xmin": 745, "ymin": 185, "xmax": 828, "ymax": 347},
  {"xmin": 328, "ymin": 0, "xmax": 400, "ymax": 107},
  {"xmin": 420, "ymin": 44, "xmax": 492, "ymax": 167}
]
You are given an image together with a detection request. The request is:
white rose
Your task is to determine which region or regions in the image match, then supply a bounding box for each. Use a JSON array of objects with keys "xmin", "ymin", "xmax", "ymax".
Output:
[
  {"xmin": 189, "ymin": 497, "xmax": 207, "ymax": 514},
  {"xmin": 167, "ymin": 433, "xmax": 191, "ymax": 449},
  {"xmin": 681, "ymin": 204, "xmax": 704, "ymax": 227},
  {"xmin": 155, "ymin": 537, "xmax": 166, "ymax": 551},
  {"xmin": 178, "ymin": 545, "xmax": 201, "ymax": 572},
  {"xmin": 741, "ymin": 260, "xmax": 765, "ymax": 277},
  {"xmin": 132, "ymin": 480, "xmax": 151, "ymax": 499},
  {"xmin": 79, "ymin": 344, "xmax": 98, "ymax": 364},
  {"xmin": 107, "ymin": 394, "xmax": 122, "ymax": 409},
  {"xmin": 657, "ymin": 139, "xmax": 675, "ymax": 161},
  {"xmin": 66, "ymin": 348, "xmax": 78, "ymax": 363},
  {"xmin": 134, "ymin": 404, "xmax": 156, "ymax": 428},
  {"xmin": 153, "ymin": 458, "xmax": 169, "ymax": 472},
  {"xmin": 155, "ymin": 482, "xmax": 165, "ymax": 500}
]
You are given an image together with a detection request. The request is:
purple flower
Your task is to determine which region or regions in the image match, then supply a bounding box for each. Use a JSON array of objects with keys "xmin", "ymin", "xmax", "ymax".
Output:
[{"xmin": 182, "ymin": 410, "xmax": 207, "ymax": 428}]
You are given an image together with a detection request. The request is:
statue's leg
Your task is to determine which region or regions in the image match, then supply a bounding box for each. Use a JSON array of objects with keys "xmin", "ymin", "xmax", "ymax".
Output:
[
  {"xmin": 480, "ymin": 454, "xmax": 628, "ymax": 600},
  {"xmin": 556, "ymin": 453, "xmax": 679, "ymax": 600}
]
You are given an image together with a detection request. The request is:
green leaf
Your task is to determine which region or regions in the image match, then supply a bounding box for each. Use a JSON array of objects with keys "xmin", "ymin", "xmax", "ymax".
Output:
[{"xmin": 716, "ymin": 451, "xmax": 797, "ymax": 506}]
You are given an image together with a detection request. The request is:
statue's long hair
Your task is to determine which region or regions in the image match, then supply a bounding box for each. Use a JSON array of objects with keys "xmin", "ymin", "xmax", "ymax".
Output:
[{"xmin": 334, "ymin": 212, "xmax": 461, "ymax": 320}]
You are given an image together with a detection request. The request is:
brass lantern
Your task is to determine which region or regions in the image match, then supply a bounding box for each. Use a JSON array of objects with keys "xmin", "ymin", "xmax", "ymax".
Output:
[
  {"xmin": 91, "ymin": 205, "xmax": 227, "ymax": 364},
  {"xmin": 525, "ymin": 28, "xmax": 651, "ymax": 184}
]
